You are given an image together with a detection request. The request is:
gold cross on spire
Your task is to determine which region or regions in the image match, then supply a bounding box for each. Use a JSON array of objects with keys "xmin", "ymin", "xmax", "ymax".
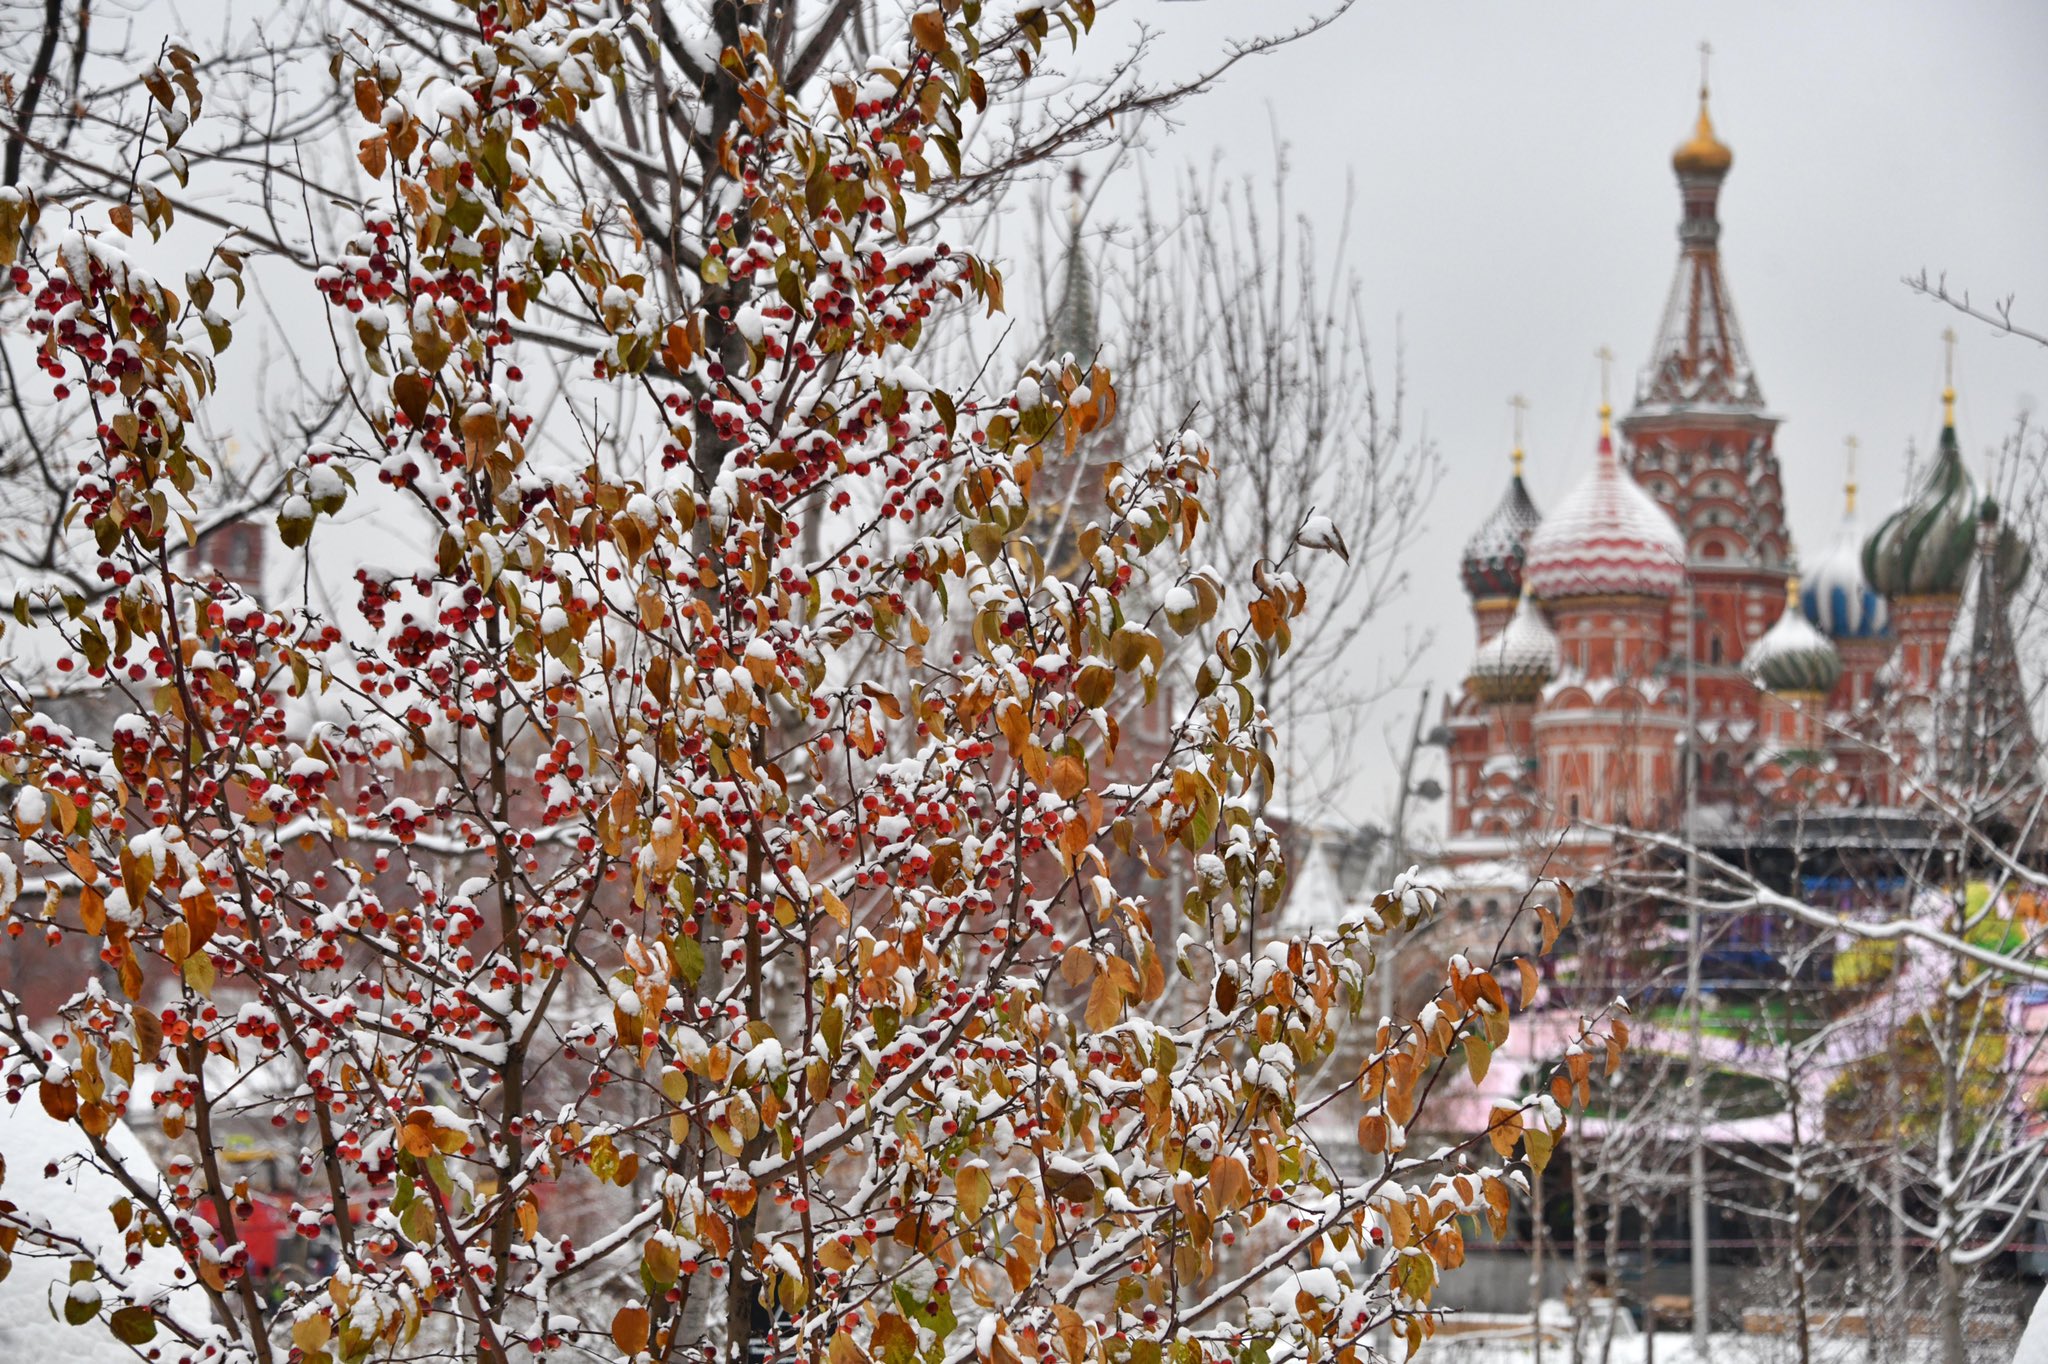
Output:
[
  {"xmin": 1594, "ymin": 345, "xmax": 1615, "ymax": 437},
  {"xmin": 1844, "ymin": 434, "xmax": 1859, "ymax": 517},
  {"xmin": 1941, "ymin": 327, "xmax": 1958, "ymax": 427},
  {"xmin": 1699, "ymin": 40, "xmax": 1713, "ymax": 99},
  {"xmin": 1509, "ymin": 394, "xmax": 1528, "ymax": 476}
]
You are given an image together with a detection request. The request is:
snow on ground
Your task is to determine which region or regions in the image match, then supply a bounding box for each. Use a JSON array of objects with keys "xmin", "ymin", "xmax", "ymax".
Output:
[
  {"xmin": 1421, "ymin": 1332, "xmax": 1994, "ymax": 1364},
  {"xmin": 2018, "ymin": 1285, "xmax": 2048, "ymax": 1364},
  {"xmin": 0, "ymin": 1095, "xmax": 204, "ymax": 1360}
]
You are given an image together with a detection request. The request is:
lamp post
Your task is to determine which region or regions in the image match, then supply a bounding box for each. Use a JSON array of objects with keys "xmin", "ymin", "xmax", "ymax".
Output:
[{"xmin": 1683, "ymin": 569, "xmax": 1709, "ymax": 1356}]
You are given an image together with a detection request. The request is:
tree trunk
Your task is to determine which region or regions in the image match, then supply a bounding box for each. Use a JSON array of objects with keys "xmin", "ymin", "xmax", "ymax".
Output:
[
  {"xmin": 1788, "ymin": 1097, "xmax": 1814, "ymax": 1364},
  {"xmin": 1531, "ymin": 1166, "xmax": 1546, "ymax": 1364},
  {"xmin": 1938, "ymin": 1250, "xmax": 1967, "ymax": 1364},
  {"xmin": 1572, "ymin": 1149, "xmax": 1590, "ymax": 1364},
  {"xmin": 1641, "ymin": 1206, "xmax": 1657, "ymax": 1364},
  {"xmin": 1598, "ymin": 1185, "xmax": 1624, "ymax": 1364},
  {"xmin": 1887, "ymin": 1068, "xmax": 1909, "ymax": 1364}
]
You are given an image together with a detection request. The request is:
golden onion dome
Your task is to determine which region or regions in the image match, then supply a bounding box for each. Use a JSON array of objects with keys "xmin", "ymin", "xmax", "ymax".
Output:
[{"xmin": 1672, "ymin": 91, "xmax": 1733, "ymax": 178}]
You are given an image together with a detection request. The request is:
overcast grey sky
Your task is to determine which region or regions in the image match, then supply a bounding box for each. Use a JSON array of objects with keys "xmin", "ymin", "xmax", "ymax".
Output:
[{"xmin": 1067, "ymin": 0, "xmax": 2048, "ymax": 828}]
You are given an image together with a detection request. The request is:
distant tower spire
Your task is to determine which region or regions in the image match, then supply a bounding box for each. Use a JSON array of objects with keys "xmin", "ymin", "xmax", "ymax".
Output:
[
  {"xmin": 1049, "ymin": 166, "xmax": 1097, "ymax": 362},
  {"xmin": 1639, "ymin": 52, "xmax": 1756, "ymax": 413},
  {"xmin": 1941, "ymin": 326, "xmax": 1958, "ymax": 430},
  {"xmin": 1595, "ymin": 346, "xmax": 1615, "ymax": 438},
  {"xmin": 1844, "ymin": 434, "xmax": 1859, "ymax": 517},
  {"xmin": 1510, "ymin": 394, "xmax": 1529, "ymax": 477}
]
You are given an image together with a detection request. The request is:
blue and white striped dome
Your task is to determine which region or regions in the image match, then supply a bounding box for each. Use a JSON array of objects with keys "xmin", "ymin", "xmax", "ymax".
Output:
[{"xmin": 1802, "ymin": 516, "xmax": 1888, "ymax": 641}]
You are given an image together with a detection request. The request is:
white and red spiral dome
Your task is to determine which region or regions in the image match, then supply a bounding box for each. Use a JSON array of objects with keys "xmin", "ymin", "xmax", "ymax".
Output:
[{"xmin": 1523, "ymin": 428, "xmax": 1686, "ymax": 602}]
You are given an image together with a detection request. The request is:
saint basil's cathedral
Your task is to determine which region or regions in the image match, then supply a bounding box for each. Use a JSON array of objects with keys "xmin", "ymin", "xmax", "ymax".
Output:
[{"xmin": 1441, "ymin": 82, "xmax": 2041, "ymax": 880}]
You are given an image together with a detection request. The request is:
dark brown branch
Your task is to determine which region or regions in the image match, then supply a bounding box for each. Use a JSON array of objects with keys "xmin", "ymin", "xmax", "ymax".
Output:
[{"xmin": 4, "ymin": 0, "xmax": 65, "ymax": 185}]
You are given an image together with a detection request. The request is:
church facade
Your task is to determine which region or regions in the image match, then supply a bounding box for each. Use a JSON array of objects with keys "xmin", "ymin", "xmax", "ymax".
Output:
[{"xmin": 1442, "ymin": 86, "xmax": 2039, "ymax": 877}]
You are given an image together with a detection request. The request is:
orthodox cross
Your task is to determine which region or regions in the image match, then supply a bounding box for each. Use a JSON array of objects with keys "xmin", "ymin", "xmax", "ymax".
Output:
[
  {"xmin": 1843, "ymin": 435, "xmax": 1859, "ymax": 516},
  {"xmin": 1699, "ymin": 40, "xmax": 1713, "ymax": 98},
  {"xmin": 1509, "ymin": 394, "xmax": 1529, "ymax": 476}
]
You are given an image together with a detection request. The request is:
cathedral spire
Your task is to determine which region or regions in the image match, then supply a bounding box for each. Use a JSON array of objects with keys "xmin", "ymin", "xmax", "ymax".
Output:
[
  {"xmin": 1459, "ymin": 395, "xmax": 1543, "ymax": 609},
  {"xmin": 1941, "ymin": 325, "xmax": 1958, "ymax": 432},
  {"xmin": 1049, "ymin": 167, "xmax": 1097, "ymax": 362},
  {"xmin": 1934, "ymin": 497, "xmax": 2042, "ymax": 822},
  {"xmin": 1636, "ymin": 54, "xmax": 1761, "ymax": 413}
]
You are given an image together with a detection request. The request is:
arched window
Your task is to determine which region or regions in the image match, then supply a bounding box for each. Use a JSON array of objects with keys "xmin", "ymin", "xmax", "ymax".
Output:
[
  {"xmin": 1711, "ymin": 752, "xmax": 1735, "ymax": 787},
  {"xmin": 1709, "ymin": 634, "xmax": 1724, "ymax": 665}
]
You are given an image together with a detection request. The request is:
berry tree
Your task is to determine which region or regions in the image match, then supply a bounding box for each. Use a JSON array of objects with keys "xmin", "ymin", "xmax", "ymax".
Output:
[{"xmin": 0, "ymin": 4, "xmax": 1622, "ymax": 1362}]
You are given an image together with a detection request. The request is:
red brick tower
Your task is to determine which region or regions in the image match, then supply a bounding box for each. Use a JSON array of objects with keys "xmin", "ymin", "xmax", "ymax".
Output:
[
  {"xmin": 1617, "ymin": 79, "xmax": 1791, "ymax": 805},
  {"xmin": 1521, "ymin": 404, "xmax": 1688, "ymax": 857}
]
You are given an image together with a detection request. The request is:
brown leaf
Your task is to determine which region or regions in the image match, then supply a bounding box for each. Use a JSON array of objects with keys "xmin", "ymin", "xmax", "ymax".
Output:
[
  {"xmin": 612, "ymin": 1305, "xmax": 650, "ymax": 1355},
  {"xmin": 1481, "ymin": 1175, "xmax": 1511, "ymax": 1240},
  {"xmin": 79, "ymin": 887, "xmax": 106, "ymax": 937},
  {"xmin": 1052, "ymin": 1305, "xmax": 1088, "ymax": 1363},
  {"xmin": 352, "ymin": 77, "xmax": 383, "ymax": 123},
  {"xmin": 1049, "ymin": 755, "xmax": 1086, "ymax": 800},
  {"xmin": 1464, "ymin": 1035, "xmax": 1490, "ymax": 1085},
  {"xmin": 873, "ymin": 1312, "xmax": 919, "ymax": 1364},
  {"xmin": 397, "ymin": 1111, "xmax": 438, "ymax": 1159},
  {"xmin": 1485, "ymin": 1105, "xmax": 1522, "ymax": 1160},
  {"xmin": 909, "ymin": 9, "xmax": 950, "ymax": 52},
  {"xmin": 132, "ymin": 1007, "xmax": 163, "ymax": 1060},
  {"xmin": 1058, "ymin": 814, "xmax": 1090, "ymax": 861},
  {"xmin": 1205, "ymin": 1154, "xmax": 1248, "ymax": 1214},
  {"xmin": 460, "ymin": 408, "xmax": 501, "ymax": 467},
  {"xmin": 1083, "ymin": 972, "xmax": 1121, "ymax": 1032},
  {"xmin": 392, "ymin": 371, "xmax": 432, "ymax": 424},
  {"xmin": 956, "ymin": 1163, "xmax": 991, "ymax": 1220},
  {"xmin": 38, "ymin": 1079, "xmax": 77, "ymax": 1122}
]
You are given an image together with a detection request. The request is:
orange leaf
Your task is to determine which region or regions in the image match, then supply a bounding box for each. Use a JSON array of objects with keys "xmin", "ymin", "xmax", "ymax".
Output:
[
  {"xmin": 39, "ymin": 1079, "xmax": 77, "ymax": 1122},
  {"xmin": 1049, "ymin": 756, "xmax": 1086, "ymax": 801},
  {"xmin": 79, "ymin": 887, "xmax": 106, "ymax": 936},
  {"xmin": 612, "ymin": 1305, "xmax": 650, "ymax": 1355},
  {"xmin": 1485, "ymin": 1105, "xmax": 1522, "ymax": 1160},
  {"xmin": 1083, "ymin": 972, "xmax": 1121, "ymax": 1032},
  {"xmin": 910, "ymin": 10, "xmax": 949, "ymax": 53}
]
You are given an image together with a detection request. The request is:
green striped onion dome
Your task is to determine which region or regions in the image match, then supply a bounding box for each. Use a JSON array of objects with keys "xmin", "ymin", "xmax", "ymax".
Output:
[
  {"xmin": 1745, "ymin": 578, "xmax": 1842, "ymax": 696},
  {"xmin": 1864, "ymin": 421, "xmax": 2028, "ymax": 598}
]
